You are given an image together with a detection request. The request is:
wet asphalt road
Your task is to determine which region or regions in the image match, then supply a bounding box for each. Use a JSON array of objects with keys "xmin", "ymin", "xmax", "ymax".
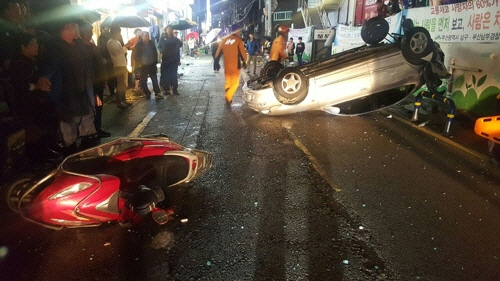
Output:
[{"xmin": 1, "ymin": 55, "xmax": 500, "ymax": 281}]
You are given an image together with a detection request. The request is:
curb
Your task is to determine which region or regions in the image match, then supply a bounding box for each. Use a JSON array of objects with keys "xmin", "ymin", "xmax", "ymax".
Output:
[{"xmin": 381, "ymin": 110, "xmax": 490, "ymax": 162}]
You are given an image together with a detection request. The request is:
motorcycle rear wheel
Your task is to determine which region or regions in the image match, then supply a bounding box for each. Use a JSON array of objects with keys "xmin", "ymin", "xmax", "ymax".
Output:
[{"xmin": 1, "ymin": 174, "xmax": 36, "ymax": 214}]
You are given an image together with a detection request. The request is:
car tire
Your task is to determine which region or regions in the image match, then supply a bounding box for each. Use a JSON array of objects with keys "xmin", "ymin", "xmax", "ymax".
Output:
[
  {"xmin": 1, "ymin": 173, "xmax": 35, "ymax": 214},
  {"xmin": 361, "ymin": 17, "xmax": 389, "ymax": 45},
  {"xmin": 272, "ymin": 67, "xmax": 308, "ymax": 105},
  {"xmin": 401, "ymin": 27, "xmax": 434, "ymax": 64},
  {"xmin": 260, "ymin": 60, "xmax": 284, "ymax": 78}
]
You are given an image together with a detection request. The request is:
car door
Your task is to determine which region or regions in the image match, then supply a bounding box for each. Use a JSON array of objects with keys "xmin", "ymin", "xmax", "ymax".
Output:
[{"xmin": 312, "ymin": 61, "xmax": 372, "ymax": 111}]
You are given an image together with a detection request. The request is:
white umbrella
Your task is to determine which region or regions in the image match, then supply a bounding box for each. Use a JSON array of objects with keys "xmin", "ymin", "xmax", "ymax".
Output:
[{"xmin": 205, "ymin": 28, "xmax": 222, "ymax": 44}]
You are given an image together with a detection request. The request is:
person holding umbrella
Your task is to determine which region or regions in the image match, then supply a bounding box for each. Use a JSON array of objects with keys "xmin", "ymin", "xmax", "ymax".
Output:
[
  {"xmin": 188, "ymin": 36, "xmax": 196, "ymax": 57},
  {"xmin": 211, "ymin": 36, "xmax": 221, "ymax": 73},
  {"xmin": 214, "ymin": 24, "xmax": 247, "ymax": 106},
  {"xmin": 126, "ymin": 28, "xmax": 143, "ymax": 93}
]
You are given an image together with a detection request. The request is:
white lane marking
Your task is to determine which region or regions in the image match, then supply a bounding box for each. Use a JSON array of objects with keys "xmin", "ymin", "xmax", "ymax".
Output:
[
  {"xmin": 284, "ymin": 160, "xmax": 309, "ymax": 280},
  {"xmin": 128, "ymin": 111, "xmax": 157, "ymax": 138},
  {"xmin": 285, "ymin": 124, "xmax": 342, "ymax": 192}
]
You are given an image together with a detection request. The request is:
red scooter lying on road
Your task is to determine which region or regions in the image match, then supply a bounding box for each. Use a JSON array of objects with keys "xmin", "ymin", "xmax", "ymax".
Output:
[{"xmin": 2, "ymin": 136, "xmax": 212, "ymax": 230}]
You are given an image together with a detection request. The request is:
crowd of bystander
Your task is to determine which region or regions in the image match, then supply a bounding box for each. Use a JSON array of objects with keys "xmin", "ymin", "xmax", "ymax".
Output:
[{"xmin": 0, "ymin": 0, "xmax": 182, "ymax": 165}]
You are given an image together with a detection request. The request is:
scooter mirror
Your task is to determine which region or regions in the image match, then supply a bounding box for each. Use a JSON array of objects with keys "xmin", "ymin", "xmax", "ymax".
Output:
[{"xmin": 151, "ymin": 209, "xmax": 169, "ymax": 225}]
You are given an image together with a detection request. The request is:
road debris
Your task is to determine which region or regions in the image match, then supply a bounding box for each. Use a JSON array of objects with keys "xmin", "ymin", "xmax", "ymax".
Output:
[
  {"xmin": 418, "ymin": 121, "xmax": 429, "ymax": 127},
  {"xmin": 151, "ymin": 231, "xmax": 174, "ymax": 249},
  {"xmin": 0, "ymin": 246, "xmax": 8, "ymax": 259}
]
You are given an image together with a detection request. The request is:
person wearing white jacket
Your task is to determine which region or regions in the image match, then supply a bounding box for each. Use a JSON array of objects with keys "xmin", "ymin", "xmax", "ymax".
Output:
[{"xmin": 107, "ymin": 26, "xmax": 132, "ymax": 108}]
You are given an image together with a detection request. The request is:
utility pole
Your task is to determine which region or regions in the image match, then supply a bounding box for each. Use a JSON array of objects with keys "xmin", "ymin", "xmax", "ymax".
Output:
[
  {"xmin": 266, "ymin": 0, "xmax": 272, "ymax": 36},
  {"xmin": 206, "ymin": 0, "xmax": 211, "ymax": 30}
]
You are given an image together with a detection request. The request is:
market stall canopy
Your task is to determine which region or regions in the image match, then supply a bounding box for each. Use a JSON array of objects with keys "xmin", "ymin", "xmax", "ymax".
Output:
[
  {"xmin": 102, "ymin": 15, "xmax": 150, "ymax": 28},
  {"xmin": 168, "ymin": 19, "xmax": 197, "ymax": 30},
  {"xmin": 205, "ymin": 28, "xmax": 221, "ymax": 44}
]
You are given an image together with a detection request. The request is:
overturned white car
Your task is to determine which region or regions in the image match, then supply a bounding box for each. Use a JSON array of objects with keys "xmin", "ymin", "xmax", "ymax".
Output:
[{"xmin": 242, "ymin": 18, "xmax": 448, "ymax": 116}]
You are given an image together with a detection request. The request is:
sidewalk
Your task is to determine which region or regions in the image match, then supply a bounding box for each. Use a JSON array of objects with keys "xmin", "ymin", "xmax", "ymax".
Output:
[{"xmin": 385, "ymin": 94, "xmax": 493, "ymax": 162}]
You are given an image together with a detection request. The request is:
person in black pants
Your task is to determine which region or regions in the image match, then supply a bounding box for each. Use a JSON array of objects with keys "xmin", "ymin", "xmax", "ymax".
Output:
[
  {"xmin": 135, "ymin": 31, "xmax": 163, "ymax": 99},
  {"xmin": 80, "ymin": 22, "xmax": 110, "ymax": 138},
  {"xmin": 211, "ymin": 38, "xmax": 221, "ymax": 73},
  {"xmin": 160, "ymin": 26, "xmax": 182, "ymax": 95},
  {"xmin": 295, "ymin": 37, "xmax": 305, "ymax": 65}
]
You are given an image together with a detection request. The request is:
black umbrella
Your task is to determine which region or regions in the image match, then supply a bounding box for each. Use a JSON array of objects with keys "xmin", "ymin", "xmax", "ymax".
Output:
[
  {"xmin": 102, "ymin": 15, "xmax": 150, "ymax": 28},
  {"xmin": 31, "ymin": 4, "xmax": 101, "ymax": 26},
  {"xmin": 169, "ymin": 19, "xmax": 197, "ymax": 30}
]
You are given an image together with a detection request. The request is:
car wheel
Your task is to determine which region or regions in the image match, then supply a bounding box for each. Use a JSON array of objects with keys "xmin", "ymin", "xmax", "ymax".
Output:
[
  {"xmin": 401, "ymin": 27, "xmax": 434, "ymax": 64},
  {"xmin": 272, "ymin": 67, "xmax": 308, "ymax": 105},
  {"xmin": 1, "ymin": 174, "xmax": 35, "ymax": 214},
  {"xmin": 361, "ymin": 17, "xmax": 389, "ymax": 45},
  {"xmin": 260, "ymin": 60, "xmax": 284, "ymax": 78}
]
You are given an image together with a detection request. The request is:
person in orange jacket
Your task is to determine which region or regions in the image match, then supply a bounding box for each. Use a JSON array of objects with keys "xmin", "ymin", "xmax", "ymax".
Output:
[
  {"xmin": 269, "ymin": 24, "xmax": 289, "ymax": 62},
  {"xmin": 215, "ymin": 25, "xmax": 247, "ymax": 105}
]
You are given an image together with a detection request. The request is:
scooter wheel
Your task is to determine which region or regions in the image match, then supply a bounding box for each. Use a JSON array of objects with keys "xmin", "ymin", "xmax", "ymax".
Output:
[{"xmin": 1, "ymin": 173, "xmax": 36, "ymax": 214}]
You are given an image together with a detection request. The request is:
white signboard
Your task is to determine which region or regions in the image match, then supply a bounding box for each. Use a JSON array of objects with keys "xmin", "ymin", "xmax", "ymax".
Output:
[
  {"xmin": 314, "ymin": 29, "xmax": 334, "ymax": 40},
  {"xmin": 288, "ymin": 26, "xmax": 313, "ymax": 42},
  {"xmin": 288, "ymin": 27, "xmax": 314, "ymax": 61},
  {"xmin": 333, "ymin": 24, "xmax": 365, "ymax": 47},
  {"xmin": 405, "ymin": 1, "xmax": 500, "ymax": 43}
]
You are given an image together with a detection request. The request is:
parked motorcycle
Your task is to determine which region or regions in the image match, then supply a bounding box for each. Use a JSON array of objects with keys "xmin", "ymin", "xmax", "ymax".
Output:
[{"xmin": 2, "ymin": 136, "xmax": 212, "ymax": 230}]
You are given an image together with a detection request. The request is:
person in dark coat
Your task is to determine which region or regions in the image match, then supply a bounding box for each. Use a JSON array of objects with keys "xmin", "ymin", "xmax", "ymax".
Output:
[
  {"xmin": 135, "ymin": 31, "xmax": 163, "ymax": 99},
  {"xmin": 160, "ymin": 25, "xmax": 183, "ymax": 95},
  {"xmin": 79, "ymin": 22, "xmax": 110, "ymax": 138},
  {"xmin": 0, "ymin": 0, "xmax": 23, "ymax": 109},
  {"xmin": 295, "ymin": 37, "xmax": 305, "ymax": 65},
  {"xmin": 211, "ymin": 37, "xmax": 221, "ymax": 73},
  {"xmin": 41, "ymin": 21, "xmax": 97, "ymax": 156},
  {"xmin": 9, "ymin": 32, "xmax": 54, "ymax": 162}
]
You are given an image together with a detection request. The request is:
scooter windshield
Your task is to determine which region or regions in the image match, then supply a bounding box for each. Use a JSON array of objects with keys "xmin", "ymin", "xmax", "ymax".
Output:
[{"xmin": 61, "ymin": 139, "xmax": 143, "ymax": 174}]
